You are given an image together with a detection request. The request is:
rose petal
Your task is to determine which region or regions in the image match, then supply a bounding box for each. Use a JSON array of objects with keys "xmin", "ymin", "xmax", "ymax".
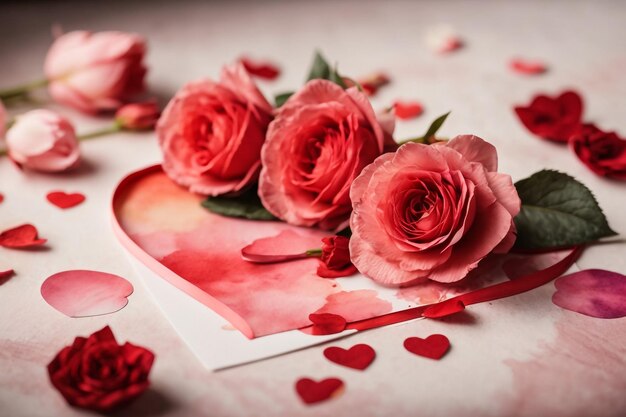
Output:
[
  {"xmin": 308, "ymin": 313, "xmax": 347, "ymax": 335},
  {"xmin": 239, "ymin": 57, "xmax": 281, "ymax": 80},
  {"xmin": 0, "ymin": 224, "xmax": 47, "ymax": 248},
  {"xmin": 510, "ymin": 58, "xmax": 547, "ymax": 75},
  {"xmin": 393, "ymin": 101, "xmax": 424, "ymax": 120}
]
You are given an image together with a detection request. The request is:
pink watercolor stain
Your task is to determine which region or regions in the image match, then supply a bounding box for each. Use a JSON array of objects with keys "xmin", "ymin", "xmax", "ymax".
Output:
[
  {"xmin": 552, "ymin": 269, "xmax": 626, "ymax": 319},
  {"xmin": 41, "ymin": 270, "xmax": 134, "ymax": 317}
]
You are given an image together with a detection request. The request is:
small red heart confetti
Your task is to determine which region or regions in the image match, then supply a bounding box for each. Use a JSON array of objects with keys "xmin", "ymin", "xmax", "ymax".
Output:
[
  {"xmin": 240, "ymin": 57, "xmax": 281, "ymax": 80},
  {"xmin": 46, "ymin": 191, "xmax": 86, "ymax": 209},
  {"xmin": 509, "ymin": 58, "xmax": 547, "ymax": 75},
  {"xmin": 422, "ymin": 299, "xmax": 465, "ymax": 318},
  {"xmin": 0, "ymin": 269, "xmax": 14, "ymax": 283},
  {"xmin": 323, "ymin": 344, "xmax": 376, "ymax": 370},
  {"xmin": 295, "ymin": 377, "xmax": 344, "ymax": 405},
  {"xmin": 0, "ymin": 224, "xmax": 47, "ymax": 249},
  {"xmin": 393, "ymin": 101, "xmax": 424, "ymax": 120},
  {"xmin": 404, "ymin": 334, "xmax": 450, "ymax": 360},
  {"xmin": 309, "ymin": 313, "xmax": 347, "ymax": 335}
]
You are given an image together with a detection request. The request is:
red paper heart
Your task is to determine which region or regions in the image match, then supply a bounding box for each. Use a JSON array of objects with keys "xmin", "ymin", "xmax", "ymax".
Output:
[
  {"xmin": 393, "ymin": 101, "xmax": 424, "ymax": 120},
  {"xmin": 41, "ymin": 270, "xmax": 134, "ymax": 317},
  {"xmin": 309, "ymin": 313, "xmax": 347, "ymax": 335},
  {"xmin": 422, "ymin": 299, "xmax": 465, "ymax": 318},
  {"xmin": 0, "ymin": 224, "xmax": 47, "ymax": 249},
  {"xmin": 404, "ymin": 334, "xmax": 450, "ymax": 360},
  {"xmin": 46, "ymin": 191, "xmax": 86, "ymax": 209},
  {"xmin": 295, "ymin": 377, "xmax": 344, "ymax": 405},
  {"xmin": 323, "ymin": 344, "xmax": 376, "ymax": 370}
]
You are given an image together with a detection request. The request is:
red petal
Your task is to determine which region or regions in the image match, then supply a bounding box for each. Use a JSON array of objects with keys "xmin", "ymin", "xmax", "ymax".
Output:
[
  {"xmin": 0, "ymin": 224, "xmax": 47, "ymax": 249},
  {"xmin": 0, "ymin": 193, "xmax": 4, "ymax": 204},
  {"xmin": 316, "ymin": 262, "xmax": 358, "ymax": 278},
  {"xmin": 393, "ymin": 101, "xmax": 424, "ymax": 120},
  {"xmin": 241, "ymin": 230, "xmax": 321, "ymax": 263},
  {"xmin": 240, "ymin": 57, "xmax": 281, "ymax": 80},
  {"xmin": 510, "ymin": 58, "xmax": 547, "ymax": 75},
  {"xmin": 323, "ymin": 344, "xmax": 376, "ymax": 370},
  {"xmin": 308, "ymin": 313, "xmax": 346, "ymax": 335},
  {"xmin": 295, "ymin": 377, "xmax": 344, "ymax": 404},
  {"xmin": 0, "ymin": 269, "xmax": 14, "ymax": 283},
  {"xmin": 46, "ymin": 191, "xmax": 86, "ymax": 209}
]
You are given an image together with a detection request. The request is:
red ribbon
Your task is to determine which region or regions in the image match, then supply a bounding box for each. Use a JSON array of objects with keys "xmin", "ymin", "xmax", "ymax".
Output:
[{"xmin": 346, "ymin": 246, "xmax": 583, "ymax": 332}]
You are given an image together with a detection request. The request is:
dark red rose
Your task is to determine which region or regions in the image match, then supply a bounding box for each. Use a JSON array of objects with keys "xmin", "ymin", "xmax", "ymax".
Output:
[
  {"xmin": 514, "ymin": 90, "xmax": 583, "ymax": 143},
  {"xmin": 47, "ymin": 326, "xmax": 155, "ymax": 413},
  {"xmin": 570, "ymin": 124, "xmax": 626, "ymax": 180},
  {"xmin": 317, "ymin": 235, "xmax": 359, "ymax": 278}
]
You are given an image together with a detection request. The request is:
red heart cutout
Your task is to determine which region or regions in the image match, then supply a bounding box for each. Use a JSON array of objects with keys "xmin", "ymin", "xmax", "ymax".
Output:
[
  {"xmin": 46, "ymin": 191, "xmax": 86, "ymax": 209},
  {"xmin": 422, "ymin": 299, "xmax": 465, "ymax": 318},
  {"xmin": 295, "ymin": 377, "xmax": 344, "ymax": 405},
  {"xmin": 404, "ymin": 334, "xmax": 450, "ymax": 360},
  {"xmin": 0, "ymin": 224, "xmax": 47, "ymax": 249},
  {"xmin": 323, "ymin": 344, "xmax": 376, "ymax": 370},
  {"xmin": 309, "ymin": 313, "xmax": 347, "ymax": 335}
]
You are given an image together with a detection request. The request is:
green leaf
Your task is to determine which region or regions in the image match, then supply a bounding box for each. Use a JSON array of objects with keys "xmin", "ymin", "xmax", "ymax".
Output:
[
  {"xmin": 513, "ymin": 170, "xmax": 617, "ymax": 250},
  {"xmin": 398, "ymin": 112, "xmax": 451, "ymax": 145},
  {"xmin": 274, "ymin": 91, "xmax": 294, "ymax": 108},
  {"xmin": 306, "ymin": 51, "xmax": 346, "ymax": 88},
  {"xmin": 201, "ymin": 188, "xmax": 277, "ymax": 221}
]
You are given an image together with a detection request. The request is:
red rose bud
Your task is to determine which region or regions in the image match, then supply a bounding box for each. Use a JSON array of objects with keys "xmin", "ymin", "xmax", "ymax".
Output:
[
  {"xmin": 570, "ymin": 124, "xmax": 626, "ymax": 180},
  {"xmin": 47, "ymin": 326, "xmax": 155, "ymax": 413},
  {"xmin": 116, "ymin": 101, "xmax": 160, "ymax": 130},
  {"xmin": 317, "ymin": 235, "xmax": 358, "ymax": 278},
  {"xmin": 514, "ymin": 90, "xmax": 583, "ymax": 143}
]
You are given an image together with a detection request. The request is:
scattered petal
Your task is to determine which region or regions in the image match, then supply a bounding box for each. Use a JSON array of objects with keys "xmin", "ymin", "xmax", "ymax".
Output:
[
  {"xmin": 0, "ymin": 224, "xmax": 47, "ymax": 249},
  {"xmin": 41, "ymin": 270, "xmax": 134, "ymax": 317},
  {"xmin": 323, "ymin": 344, "xmax": 376, "ymax": 370},
  {"xmin": 422, "ymin": 299, "xmax": 465, "ymax": 318},
  {"xmin": 393, "ymin": 101, "xmax": 424, "ymax": 120},
  {"xmin": 404, "ymin": 334, "xmax": 450, "ymax": 360},
  {"xmin": 308, "ymin": 313, "xmax": 347, "ymax": 335},
  {"xmin": 240, "ymin": 57, "xmax": 281, "ymax": 80},
  {"xmin": 552, "ymin": 269, "xmax": 626, "ymax": 319},
  {"xmin": 509, "ymin": 58, "xmax": 548, "ymax": 75},
  {"xmin": 241, "ymin": 230, "xmax": 319, "ymax": 263},
  {"xmin": 0, "ymin": 269, "xmax": 14, "ymax": 284},
  {"xmin": 295, "ymin": 377, "xmax": 344, "ymax": 405},
  {"xmin": 425, "ymin": 25, "xmax": 464, "ymax": 54},
  {"xmin": 46, "ymin": 191, "xmax": 86, "ymax": 209},
  {"xmin": 0, "ymin": 193, "xmax": 4, "ymax": 204},
  {"xmin": 357, "ymin": 72, "xmax": 391, "ymax": 96}
]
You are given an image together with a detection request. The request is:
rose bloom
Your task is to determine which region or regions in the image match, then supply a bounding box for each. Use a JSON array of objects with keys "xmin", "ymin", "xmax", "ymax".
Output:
[
  {"xmin": 44, "ymin": 31, "xmax": 147, "ymax": 114},
  {"xmin": 158, "ymin": 64, "xmax": 273, "ymax": 196},
  {"xmin": 259, "ymin": 79, "xmax": 395, "ymax": 230},
  {"xmin": 514, "ymin": 90, "xmax": 583, "ymax": 143},
  {"xmin": 116, "ymin": 101, "xmax": 160, "ymax": 130},
  {"xmin": 317, "ymin": 235, "xmax": 358, "ymax": 278},
  {"xmin": 47, "ymin": 326, "xmax": 155, "ymax": 413},
  {"xmin": 350, "ymin": 135, "xmax": 521, "ymax": 285},
  {"xmin": 570, "ymin": 124, "xmax": 626, "ymax": 180},
  {"xmin": 6, "ymin": 109, "xmax": 80, "ymax": 172}
]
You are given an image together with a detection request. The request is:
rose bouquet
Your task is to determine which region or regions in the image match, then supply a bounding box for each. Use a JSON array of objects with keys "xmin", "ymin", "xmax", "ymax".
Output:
[{"xmin": 158, "ymin": 52, "xmax": 616, "ymax": 287}]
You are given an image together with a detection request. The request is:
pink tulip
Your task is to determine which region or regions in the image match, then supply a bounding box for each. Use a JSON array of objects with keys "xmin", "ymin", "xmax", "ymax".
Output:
[
  {"xmin": 44, "ymin": 31, "xmax": 147, "ymax": 114},
  {"xmin": 6, "ymin": 110, "xmax": 80, "ymax": 172}
]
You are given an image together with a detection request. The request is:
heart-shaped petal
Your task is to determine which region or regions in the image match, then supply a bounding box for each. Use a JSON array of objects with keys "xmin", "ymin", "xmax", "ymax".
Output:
[
  {"xmin": 552, "ymin": 269, "xmax": 626, "ymax": 319},
  {"xmin": 404, "ymin": 334, "xmax": 450, "ymax": 360},
  {"xmin": 46, "ymin": 191, "xmax": 86, "ymax": 209},
  {"xmin": 41, "ymin": 270, "xmax": 134, "ymax": 317},
  {"xmin": 308, "ymin": 313, "xmax": 347, "ymax": 335},
  {"xmin": 295, "ymin": 377, "xmax": 344, "ymax": 405},
  {"xmin": 323, "ymin": 344, "xmax": 376, "ymax": 370},
  {"xmin": 0, "ymin": 224, "xmax": 47, "ymax": 249}
]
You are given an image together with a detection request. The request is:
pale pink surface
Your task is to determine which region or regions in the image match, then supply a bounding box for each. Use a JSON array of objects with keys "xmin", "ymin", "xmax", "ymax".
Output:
[
  {"xmin": 552, "ymin": 269, "xmax": 626, "ymax": 318},
  {"xmin": 158, "ymin": 64, "xmax": 273, "ymax": 196},
  {"xmin": 503, "ymin": 250, "xmax": 571, "ymax": 280},
  {"xmin": 5, "ymin": 109, "xmax": 80, "ymax": 172},
  {"xmin": 259, "ymin": 79, "xmax": 394, "ymax": 231},
  {"xmin": 114, "ymin": 168, "xmax": 394, "ymax": 337},
  {"xmin": 40, "ymin": 270, "xmax": 134, "ymax": 317},
  {"xmin": 350, "ymin": 136, "xmax": 520, "ymax": 285},
  {"xmin": 44, "ymin": 31, "xmax": 147, "ymax": 113}
]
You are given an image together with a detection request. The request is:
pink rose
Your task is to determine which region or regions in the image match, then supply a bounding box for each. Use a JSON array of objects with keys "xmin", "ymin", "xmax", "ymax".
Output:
[
  {"xmin": 6, "ymin": 110, "xmax": 80, "ymax": 172},
  {"xmin": 158, "ymin": 64, "xmax": 273, "ymax": 196},
  {"xmin": 116, "ymin": 101, "xmax": 160, "ymax": 130},
  {"xmin": 259, "ymin": 80, "xmax": 395, "ymax": 230},
  {"xmin": 350, "ymin": 136, "xmax": 520, "ymax": 285},
  {"xmin": 44, "ymin": 31, "xmax": 147, "ymax": 114}
]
